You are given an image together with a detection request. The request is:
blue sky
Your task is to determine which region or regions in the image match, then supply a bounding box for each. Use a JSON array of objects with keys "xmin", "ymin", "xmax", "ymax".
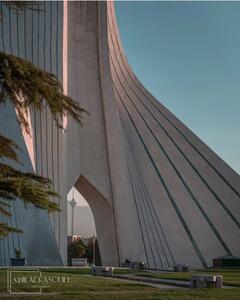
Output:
[{"xmin": 115, "ymin": 1, "xmax": 240, "ymax": 174}]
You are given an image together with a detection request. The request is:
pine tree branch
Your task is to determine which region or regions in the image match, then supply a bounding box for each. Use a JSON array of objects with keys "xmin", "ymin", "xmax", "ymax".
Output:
[
  {"xmin": 3, "ymin": 1, "xmax": 40, "ymax": 12},
  {"xmin": 0, "ymin": 51, "xmax": 88, "ymax": 134},
  {"xmin": 0, "ymin": 162, "xmax": 51, "ymax": 186},
  {"xmin": 0, "ymin": 162, "xmax": 61, "ymax": 213},
  {"xmin": 0, "ymin": 1, "xmax": 43, "ymax": 21},
  {"xmin": 0, "ymin": 222, "xmax": 22, "ymax": 237},
  {"xmin": 0, "ymin": 134, "xmax": 20, "ymax": 162},
  {"xmin": 0, "ymin": 204, "xmax": 11, "ymax": 217},
  {"xmin": 0, "ymin": 200, "xmax": 11, "ymax": 207},
  {"xmin": 0, "ymin": 8, "xmax": 88, "ymax": 237}
]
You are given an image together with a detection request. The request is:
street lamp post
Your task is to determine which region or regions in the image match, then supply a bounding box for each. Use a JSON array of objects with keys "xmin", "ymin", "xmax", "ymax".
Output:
[{"xmin": 93, "ymin": 234, "xmax": 95, "ymax": 265}]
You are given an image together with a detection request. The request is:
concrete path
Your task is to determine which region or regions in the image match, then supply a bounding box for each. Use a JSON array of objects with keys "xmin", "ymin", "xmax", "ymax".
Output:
[
  {"xmin": 114, "ymin": 274, "xmax": 236, "ymax": 289},
  {"xmin": 114, "ymin": 274, "xmax": 189, "ymax": 289},
  {"xmin": 110, "ymin": 275, "xmax": 185, "ymax": 290}
]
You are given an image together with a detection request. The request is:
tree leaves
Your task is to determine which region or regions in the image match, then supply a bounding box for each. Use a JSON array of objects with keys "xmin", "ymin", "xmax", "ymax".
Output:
[
  {"xmin": 0, "ymin": 5, "xmax": 87, "ymax": 237},
  {"xmin": 0, "ymin": 51, "xmax": 88, "ymax": 133},
  {"xmin": 0, "ymin": 51, "xmax": 88, "ymax": 236},
  {"xmin": 0, "ymin": 1, "xmax": 43, "ymax": 21},
  {"xmin": 0, "ymin": 134, "xmax": 20, "ymax": 162},
  {"xmin": 0, "ymin": 222, "xmax": 22, "ymax": 237}
]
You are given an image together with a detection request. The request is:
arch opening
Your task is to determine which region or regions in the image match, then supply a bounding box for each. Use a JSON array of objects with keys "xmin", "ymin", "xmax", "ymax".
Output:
[{"xmin": 67, "ymin": 176, "xmax": 119, "ymax": 266}]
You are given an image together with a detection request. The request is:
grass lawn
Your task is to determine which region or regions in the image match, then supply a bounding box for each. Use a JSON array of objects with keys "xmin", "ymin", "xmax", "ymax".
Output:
[
  {"xmin": 0, "ymin": 268, "xmax": 239, "ymax": 299},
  {"xmin": 136, "ymin": 268, "xmax": 240, "ymax": 287}
]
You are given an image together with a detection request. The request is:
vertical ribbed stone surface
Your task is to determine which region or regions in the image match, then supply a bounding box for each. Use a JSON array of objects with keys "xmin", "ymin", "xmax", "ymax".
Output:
[
  {"xmin": 0, "ymin": 1, "xmax": 239, "ymax": 268},
  {"xmin": 0, "ymin": 1, "xmax": 64, "ymax": 265},
  {"xmin": 106, "ymin": 2, "xmax": 240, "ymax": 268}
]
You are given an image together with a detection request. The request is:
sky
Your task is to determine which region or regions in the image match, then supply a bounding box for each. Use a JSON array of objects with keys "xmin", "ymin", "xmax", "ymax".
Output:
[
  {"xmin": 115, "ymin": 0, "xmax": 240, "ymax": 174},
  {"xmin": 68, "ymin": 1, "xmax": 240, "ymax": 235},
  {"xmin": 68, "ymin": 187, "xmax": 88, "ymax": 206},
  {"xmin": 67, "ymin": 188, "xmax": 96, "ymax": 236}
]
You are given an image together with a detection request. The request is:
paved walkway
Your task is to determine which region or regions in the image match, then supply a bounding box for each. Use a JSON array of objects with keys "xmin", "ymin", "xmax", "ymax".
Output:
[
  {"xmin": 114, "ymin": 274, "xmax": 235, "ymax": 289},
  {"xmin": 114, "ymin": 274, "xmax": 189, "ymax": 289},
  {"xmin": 111, "ymin": 275, "xmax": 185, "ymax": 290}
]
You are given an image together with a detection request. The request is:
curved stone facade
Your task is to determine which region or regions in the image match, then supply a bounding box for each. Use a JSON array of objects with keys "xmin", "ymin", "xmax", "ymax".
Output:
[
  {"xmin": 0, "ymin": 1, "xmax": 64, "ymax": 266},
  {"xmin": 0, "ymin": 1, "xmax": 239, "ymax": 268}
]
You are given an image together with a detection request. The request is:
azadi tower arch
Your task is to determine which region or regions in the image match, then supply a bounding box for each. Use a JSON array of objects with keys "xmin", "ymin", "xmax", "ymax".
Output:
[{"xmin": 0, "ymin": 1, "xmax": 239, "ymax": 269}]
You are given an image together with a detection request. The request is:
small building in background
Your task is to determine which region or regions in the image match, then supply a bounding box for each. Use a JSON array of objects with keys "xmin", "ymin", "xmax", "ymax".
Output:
[{"xmin": 213, "ymin": 255, "xmax": 240, "ymax": 268}]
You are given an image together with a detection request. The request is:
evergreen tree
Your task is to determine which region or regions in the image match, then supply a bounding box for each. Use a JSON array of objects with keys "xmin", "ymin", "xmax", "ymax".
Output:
[{"xmin": 0, "ymin": 3, "xmax": 87, "ymax": 236}]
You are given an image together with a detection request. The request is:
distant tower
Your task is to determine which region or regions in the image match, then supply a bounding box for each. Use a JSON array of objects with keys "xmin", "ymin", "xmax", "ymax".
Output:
[{"xmin": 70, "ymin": 189, "xmax": 77, "ymax": 237}]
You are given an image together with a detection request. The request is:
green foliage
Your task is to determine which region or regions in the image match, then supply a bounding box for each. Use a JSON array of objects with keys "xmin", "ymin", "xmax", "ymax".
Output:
[
  {"xmin": 0, "ymin": 1, "xmax": 42, "ymax": 20},
  {"xmin": 14, "ymin": 248, "xmax": 21, "ymax": 258},
  {"xmin": 0, "ymin": 5, "xmax": 87, "ymax": 238},
  {"xmin": 1, "ymin": 268, "xmax": 240, "ymax": 300},
  {"xmin": 0, "ymin": 158, "xmax": 60, "ymax": 236},
  {"xmin": 85, "ymin": 238, "xmax": 102, "ymax": 266},
  {"xmin": 0, "ymin": 222, "xmax": 22, "ymax": 237},
  {"xmin": 0, "ymin": 43, "xmax": 87, "ymax": 237},
  {"xmin": 0, "ymin": 147, "xmax": 61, "ymax": 236},
  {"xmin": 0, "ymin": 51, "xmax": 87, "ymax": 133},
  {"xmin": 0, "ymin": 200, "xmax": 12, "ymax": 217},
  {"xmin": 0, "ymin": 167, "xmax": 60, "ymax": 212},
  {"xmin": 68, "ymin": 237, "xmax": 102, "ymax": 266},
  {"xmin": 68, "ymin": 239, "xmax": 86, "ymax": 259},
  {"xmin": 2, "ymin": 1, "xmax": 38, "ymax": 11},
  {"xmin": 0, "ymin": 134, "xmax": 19, "ymax": 162},
  {"xmin": 136, "ymin": 268, "xmax": 240, "ymax": 287}
]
